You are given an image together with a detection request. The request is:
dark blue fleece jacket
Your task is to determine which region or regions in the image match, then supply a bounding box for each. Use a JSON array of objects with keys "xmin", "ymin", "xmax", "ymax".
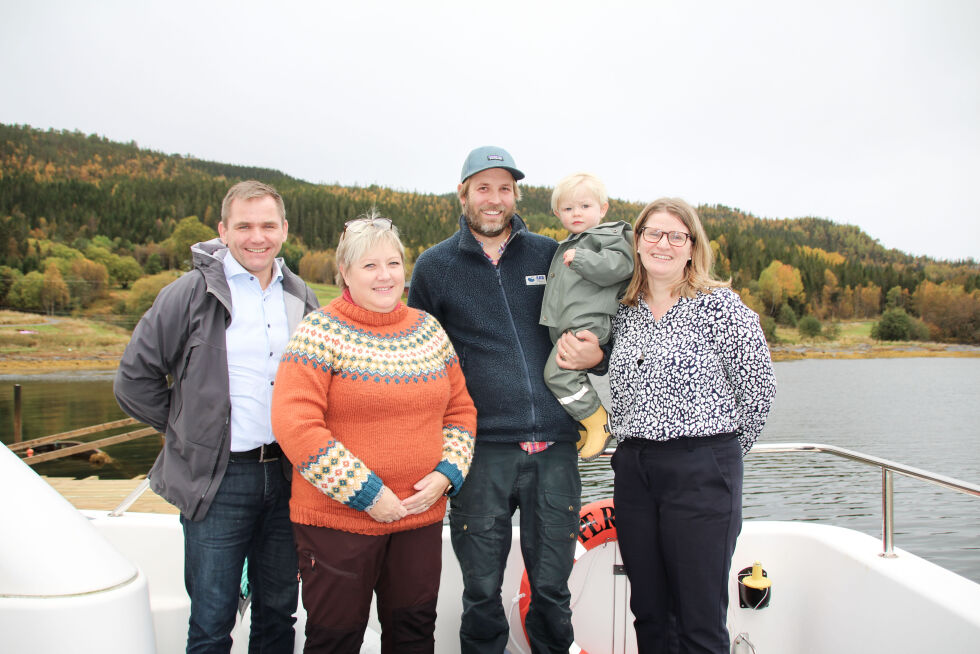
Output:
[{"xmin": 408, "ymin": 215, "xmax": 578, "ymax": 444}]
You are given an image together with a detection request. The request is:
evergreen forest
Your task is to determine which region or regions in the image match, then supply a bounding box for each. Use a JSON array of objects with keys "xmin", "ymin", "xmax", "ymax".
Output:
[{"xmin": 1, "ymin": 123, "xmax": 978, "ymax": 343}]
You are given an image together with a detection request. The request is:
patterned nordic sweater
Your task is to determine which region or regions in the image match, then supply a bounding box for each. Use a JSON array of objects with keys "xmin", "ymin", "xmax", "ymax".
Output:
[{"xmin": 271, "ymin": 296, "xmax": 476, "ymax": 535}]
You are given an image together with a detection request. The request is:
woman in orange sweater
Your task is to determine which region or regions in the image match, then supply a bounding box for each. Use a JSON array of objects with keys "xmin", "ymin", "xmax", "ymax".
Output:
[{"xmin": 271, "ymin": 212, "xmax": 476, "ymax": 654}]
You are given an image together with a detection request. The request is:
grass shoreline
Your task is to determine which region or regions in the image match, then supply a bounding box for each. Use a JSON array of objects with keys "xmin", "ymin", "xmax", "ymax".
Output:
[{"xmin": 2, "ymin": 310, "xmax": 978, "ymax": 376}]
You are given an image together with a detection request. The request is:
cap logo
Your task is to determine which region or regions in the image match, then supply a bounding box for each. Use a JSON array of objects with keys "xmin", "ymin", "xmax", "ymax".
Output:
[{"xmin": 487, "ymin": 154, "xmax": 504, "ymax": 161}]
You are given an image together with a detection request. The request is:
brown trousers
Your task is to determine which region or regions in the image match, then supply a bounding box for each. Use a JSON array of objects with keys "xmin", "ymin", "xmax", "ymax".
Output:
[{"xmin": 293, "ymin": 521, "xmax": 442, "ymax": 654}]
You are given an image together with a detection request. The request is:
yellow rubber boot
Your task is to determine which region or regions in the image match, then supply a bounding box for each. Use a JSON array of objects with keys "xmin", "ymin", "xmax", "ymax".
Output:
[{"xmin": 577, "ymin": 406, "xmax": 612, "ymax": 462}]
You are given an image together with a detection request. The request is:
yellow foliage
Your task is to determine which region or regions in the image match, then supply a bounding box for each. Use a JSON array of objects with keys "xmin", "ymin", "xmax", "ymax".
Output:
[
  {"xmin": 799, "ymin": 245, "xmax": 846, "ymax": 265},
  {"xmin": 758, "ymin": 260, "xmax": 805, "ymax": 314},
  {"xmin": 537, "ymin": 226, "xmax": 568, "ymax": 241}
]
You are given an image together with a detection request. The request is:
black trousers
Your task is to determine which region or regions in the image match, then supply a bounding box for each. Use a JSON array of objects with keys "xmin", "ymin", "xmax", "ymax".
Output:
[
  {"xmin": 612, "ymin": 435, "xmax": 743, "ymax": 654},
  {"xmin": 449, "ymin": 441, "xmax": 581, "ymax": 654}
]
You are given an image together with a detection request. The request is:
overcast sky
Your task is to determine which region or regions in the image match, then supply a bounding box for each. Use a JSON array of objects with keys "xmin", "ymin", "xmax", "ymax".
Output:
[{"xmin": 2, "ymin": 1, "xmax": 978, "ymax": 261}]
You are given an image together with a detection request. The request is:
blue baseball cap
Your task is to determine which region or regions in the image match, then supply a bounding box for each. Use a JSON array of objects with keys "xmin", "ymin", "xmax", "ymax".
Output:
[{"xmin": 460, "ymin": 146, "xmax": 525, "ymax": 183}]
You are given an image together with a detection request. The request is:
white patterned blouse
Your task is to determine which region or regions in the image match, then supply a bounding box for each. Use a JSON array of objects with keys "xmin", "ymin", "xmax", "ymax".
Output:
[{"xmin": 609, "ymin": 287, "xmax": 776, "ymax": 454}]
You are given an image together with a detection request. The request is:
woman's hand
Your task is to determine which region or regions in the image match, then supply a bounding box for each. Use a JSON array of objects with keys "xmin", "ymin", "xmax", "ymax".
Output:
[
  {"xmin": 366, "ymin": 486, "xmax": 408, "ymax": 523},
  {"xmin": 402, "ymin": 471, "xmax": 451, "ymax": 515},
  {"xmin": 557, "ymin": 329, "xmax": 603, "ymax": 370}
]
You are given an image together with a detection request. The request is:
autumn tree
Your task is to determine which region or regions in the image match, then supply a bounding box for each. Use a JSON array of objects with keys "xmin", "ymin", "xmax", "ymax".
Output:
[
  {"xmin": 165, "ymin": 216, "xmax": 216, "ymax": 269},
  {"xmin": 819, "ymin": 269, "xmax": 840, "ymax": 319},
  {"xmin": 852, "ymin": 283, "xmax": 882, "ymax": 318},
  {"xmin": 838, "ymin": 287, "xmax": 855, "ymax": 320},
  {"xmin": 885, "ymin": 285, "xmax": 910, "ymax": 312},
  {"xmin": 299, "ymin": 250, "xmax": 337, "ymax": 284},
  {"xmin": 757, "ymin": 260, "xmax": 805, "ymax": 317},
  {"xmin": 41, "ymin": 261, "xmax": 70, "ymax": 314},
  {"xmin": 710, "ymin": 239, "xmax": 731, "ymax": 279},
  {"xmin": 7, "ymin": 271, "xmax": 44, "ymax": 311},
  {"xmin": 0, "ymin": 265, "xmax": 21, "ymax": 306},
  {"xmin": 122, "ymin": 270, "xmax": 181, "ymax": 325},
  {"xmin": 68, "ymin": 258, "xmax": 109, "ymax": 307},
  {"xmin": 84, "ymin": 245, "xmax": 115, "ymax": 269},
  {"xmin": 914, "ymin": 281, "xmax": 980, "ymax": 342},
  {"xmin": 108, "ymin": 255, "xmax": 143, "ymax": 288}
]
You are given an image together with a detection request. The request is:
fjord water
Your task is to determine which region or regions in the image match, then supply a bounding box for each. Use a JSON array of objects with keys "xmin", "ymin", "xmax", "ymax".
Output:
[
  {"xmin": 3, "ymin": 358, "xmax": 979, "ymax": 583},
  {"xmin": 581, "ymin": 357, "xmax": 980, "ymax": 584}
]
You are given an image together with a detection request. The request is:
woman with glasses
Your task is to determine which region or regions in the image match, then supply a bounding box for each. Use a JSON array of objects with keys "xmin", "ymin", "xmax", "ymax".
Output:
[
  {"xmin": 271, "ymin": 210, "xmax": 476, "ymax": 653},
  {"xmin": 564, "ymin": 197, "xmax": 776, "ymax": 653}
]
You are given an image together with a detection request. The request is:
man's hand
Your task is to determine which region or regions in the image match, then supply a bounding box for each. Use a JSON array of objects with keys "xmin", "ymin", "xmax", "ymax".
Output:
[{"xmin": 556, "ymin": 330, "xmax": 603, "ymax": 370}]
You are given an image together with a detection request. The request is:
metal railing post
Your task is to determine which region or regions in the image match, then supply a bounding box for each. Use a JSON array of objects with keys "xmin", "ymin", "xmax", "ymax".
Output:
[
  {"xmin": 880, "ymin": 468, "xmax": 896, "ymax": 558},
  {"xmin": 13, "ymin": 384, "xmax": 23, "ymax": 443},
  {"xmin": 109, "ymin": 478, "xmax": 152, "ymax": 517}
]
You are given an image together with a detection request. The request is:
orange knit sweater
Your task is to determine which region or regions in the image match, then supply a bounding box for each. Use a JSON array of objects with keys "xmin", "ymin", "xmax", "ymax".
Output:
[{"xmin": 271, "ymin": 297, "xmax": 476, "ymax": 535}]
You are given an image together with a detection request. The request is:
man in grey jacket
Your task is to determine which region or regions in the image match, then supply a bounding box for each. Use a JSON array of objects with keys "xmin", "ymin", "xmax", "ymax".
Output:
[{"xmin": 114, "ymin": 180, "xmax": 318, "ymax": 654}]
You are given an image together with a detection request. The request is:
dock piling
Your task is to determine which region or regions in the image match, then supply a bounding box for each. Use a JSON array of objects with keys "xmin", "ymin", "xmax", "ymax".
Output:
[{"xmin": 13, "ymin": 384, "xmax": 22, "ymax": 443}]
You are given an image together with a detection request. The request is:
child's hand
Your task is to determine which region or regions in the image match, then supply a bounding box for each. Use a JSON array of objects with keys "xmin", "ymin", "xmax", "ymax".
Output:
[{"xmin": 563, "ymin": 249, "xmax": 576, "ymax": 266}]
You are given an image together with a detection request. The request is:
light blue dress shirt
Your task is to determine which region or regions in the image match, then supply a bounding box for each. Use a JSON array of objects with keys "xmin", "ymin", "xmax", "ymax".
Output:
[{"xmin": 222, "ymin": 253, "xmax": 290, "ymax": 452}]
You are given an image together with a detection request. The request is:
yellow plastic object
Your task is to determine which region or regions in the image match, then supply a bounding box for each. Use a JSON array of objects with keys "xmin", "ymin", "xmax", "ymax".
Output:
[{"xmin": 741, "ymin": 561, "xmax": 772, "ymax": 589}]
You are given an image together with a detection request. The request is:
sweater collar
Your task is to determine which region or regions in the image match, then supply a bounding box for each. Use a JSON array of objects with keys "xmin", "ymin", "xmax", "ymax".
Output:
[{"xmin": 329, "ymin": 295, "xmax": 408, "ymax": 326}]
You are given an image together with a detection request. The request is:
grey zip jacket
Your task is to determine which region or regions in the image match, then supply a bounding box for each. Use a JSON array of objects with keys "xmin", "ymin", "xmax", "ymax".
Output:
[{"xmin": 114, "ymin": 239, "xmax": 319, "ymax": 520}]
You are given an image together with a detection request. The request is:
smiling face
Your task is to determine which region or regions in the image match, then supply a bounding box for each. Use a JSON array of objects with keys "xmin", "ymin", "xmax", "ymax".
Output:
[
  {"xmin": 555, "ymin": 184, "xmax": 608, "ymax": 234},
  {"xmin": 217, "ymin": 195, "xmax": 288, "ymax": 288},
  {"xmin": 339, "ymin": 241, "xmax": 405, "ymax": 313},
  {"xmin": 459, "ymin": 168, "xmax": 518, "ymax": 238},
  {"xmin": 637, "ymin": 210, "xmax": 692, "ymax": 290}
]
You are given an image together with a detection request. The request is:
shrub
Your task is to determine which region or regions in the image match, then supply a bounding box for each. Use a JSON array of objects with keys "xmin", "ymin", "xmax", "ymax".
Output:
[
  {"xmin": 120, "ymin": 271, "xmax": 181, "ymax": 327},
  {"xmin": 0, "ymin": 266, "xmax": 22, "ymax": 307},
  {"xmin": 798, "ymin": 315, "xmax": 822, "ymax": 338},
  {"xmin": 777, "ymin": 303, "xmax": 798, "ymax": 327},
  {"xmin": 144, "ymin": 253, "xmax": 162, "ymax": 276},
  {"xmin": 872, "ymin": 308, "xmax": 912, "ymax": 341},
  {"xmin": 6, "ymin": 271, "xmax": 44, "ymax": 312},
  {"xmin": 909, "ymin": 316, "xmax": 931, "ymax": 341},
  {"xmin": 759, "ymin": 315, "xmax": 778, "ymax": 343}
]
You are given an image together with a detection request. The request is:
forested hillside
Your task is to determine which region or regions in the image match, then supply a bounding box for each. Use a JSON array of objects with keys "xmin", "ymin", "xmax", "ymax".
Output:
[{"xmin": 2, "ymin": 123, "xmax": 978, "ymax": 342}]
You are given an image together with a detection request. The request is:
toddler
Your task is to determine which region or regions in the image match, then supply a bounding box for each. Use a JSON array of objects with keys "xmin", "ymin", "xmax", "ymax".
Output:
[{"xmin": 540, "ymin": 173, "xmax": 633, "ymax": 460}]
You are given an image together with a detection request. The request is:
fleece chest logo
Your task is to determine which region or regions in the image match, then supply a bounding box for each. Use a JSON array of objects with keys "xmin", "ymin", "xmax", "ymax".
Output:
[{"xmin": 525, "ymin": 274, "xmax": 547, "ymax": 286}]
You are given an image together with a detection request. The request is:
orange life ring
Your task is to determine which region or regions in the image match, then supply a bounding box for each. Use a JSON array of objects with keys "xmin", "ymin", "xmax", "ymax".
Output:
[{"xmin": 517, "ymin": 498, "xmax": 617, "ymax": 653}]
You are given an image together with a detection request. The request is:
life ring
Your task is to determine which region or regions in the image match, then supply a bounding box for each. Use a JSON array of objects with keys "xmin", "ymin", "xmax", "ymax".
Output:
[{"xmin": 517, "ymin": 498, "xmax": 617, "ymax": 653}]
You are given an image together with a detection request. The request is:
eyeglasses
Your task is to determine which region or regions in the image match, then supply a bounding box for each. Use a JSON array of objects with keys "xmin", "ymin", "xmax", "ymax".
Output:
[
  {"xmin": 638, "ymin": 227, "xmax": 693, "ymax": 247},
  {"xmin": 343, "ymin": 217, "xmax": 393, "ymax": 235}
]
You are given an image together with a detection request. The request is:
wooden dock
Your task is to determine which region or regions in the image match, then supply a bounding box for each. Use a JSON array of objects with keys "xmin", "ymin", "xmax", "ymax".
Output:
[{"xmin": 42, "ymin": 476, "xmax": 178, "ymax": 514}]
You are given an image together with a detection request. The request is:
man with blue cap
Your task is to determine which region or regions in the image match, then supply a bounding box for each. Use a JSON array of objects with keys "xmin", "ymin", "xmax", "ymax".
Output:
[{"xmin": 409, "ymin": 147, "xmax": 603, "ymax": 653}]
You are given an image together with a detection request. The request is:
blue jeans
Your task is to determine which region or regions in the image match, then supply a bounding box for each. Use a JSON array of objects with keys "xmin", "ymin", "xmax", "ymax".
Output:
[
  {"xmin": 181, "ymin": 460, "xmax": 298, "ymax": 654},
  {"xmin": 449, "ymin": 441, "xmax": 581, "ymax": 654}
]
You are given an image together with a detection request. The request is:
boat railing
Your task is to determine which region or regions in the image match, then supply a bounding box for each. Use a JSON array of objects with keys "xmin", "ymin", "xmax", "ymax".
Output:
[
  {"xmin": 108, "ymin": 442, "xmax": 980, "ymax": 559},
  {"xmin": 109, "ymin": 478, "xmax": 152, "ymax": 517},
  {"xmin": 594, "ymin": 441, "xmax": 979, "ymax": 559},
  {"xmin": 745, "ymin": 442, "xmax": 980, "ymax": 558}
]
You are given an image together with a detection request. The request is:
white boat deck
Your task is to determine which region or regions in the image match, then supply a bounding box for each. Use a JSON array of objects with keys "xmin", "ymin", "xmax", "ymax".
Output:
[{"xmin": 2, "ymin": 442, "xmax": 979, "ymax": 653}]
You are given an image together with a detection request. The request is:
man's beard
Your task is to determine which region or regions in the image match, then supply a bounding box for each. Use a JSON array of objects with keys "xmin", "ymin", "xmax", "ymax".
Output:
[{"xmin": 463, "ymin": 202, "xmax": 515, "ymax": 238}]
